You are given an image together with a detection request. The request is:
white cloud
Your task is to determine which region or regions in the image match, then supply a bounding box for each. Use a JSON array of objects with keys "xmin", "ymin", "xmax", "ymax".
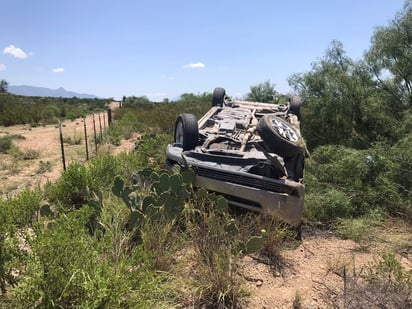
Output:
[
  {"xmin": 3, "ymin": 45, "xmax": 29, "ymax": 59},
  {"xmin": 183, "ymin": 62, "xmax": 205, "ymax": 69},
  {"xmin": 0, "ymin": 64, "xmax": 6, "ymax": 71},
  {"xmin": 52, "ymin": 67, "xmax": 64, "ymax": 73}
]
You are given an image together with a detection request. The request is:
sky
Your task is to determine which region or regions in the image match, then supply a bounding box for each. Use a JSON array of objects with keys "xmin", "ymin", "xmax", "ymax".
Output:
[{"xmin": 0, "ymin": 0, "xmax": 406, "ymax": 101}]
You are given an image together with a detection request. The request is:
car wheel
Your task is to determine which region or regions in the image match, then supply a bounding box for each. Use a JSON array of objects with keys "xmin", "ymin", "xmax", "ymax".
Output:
[
  {"xmin": 174, "ymin": 113, "xmax": 199, "ymax": 151},
  {"xmin": 212, "ymin": 87, "xmax": 226, "ymax": 107},
  {"xmin": 257, "ymin": 114, "xmax": 303, "ymax": 158},
  {"xmin": 288, "ymin": 95, "xmax": 302, "ymax": 120}
]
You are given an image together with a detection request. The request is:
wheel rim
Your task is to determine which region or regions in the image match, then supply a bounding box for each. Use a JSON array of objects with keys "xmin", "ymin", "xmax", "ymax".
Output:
[
  {"xmin": 271, "ymin": 118, "xmax": 299, "ymax": 142},
  {"xmin": 175, "ymin": 120, "xmax": 184, "ymax": 145}
]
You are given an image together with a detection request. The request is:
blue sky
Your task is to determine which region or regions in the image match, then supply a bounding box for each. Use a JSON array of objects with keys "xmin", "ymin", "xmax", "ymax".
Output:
[{"xmin": 0, "ymin": 0, "xmax": 405, "ymax": 101}]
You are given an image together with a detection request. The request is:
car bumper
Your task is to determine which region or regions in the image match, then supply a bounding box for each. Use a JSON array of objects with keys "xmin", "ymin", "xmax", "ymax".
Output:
[{"xmin": 166, "ymin": 145, "xmax": 304, "ymax": 227}]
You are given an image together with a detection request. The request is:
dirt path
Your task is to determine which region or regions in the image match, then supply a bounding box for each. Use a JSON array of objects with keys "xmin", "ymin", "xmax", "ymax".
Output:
[
  {"xmin": 0, "ymin": 101, "xmax": 135, "ymax": 196},
  {"xmin": 244, "ymin": 223, "xmax": 412, "ymax": 308}
]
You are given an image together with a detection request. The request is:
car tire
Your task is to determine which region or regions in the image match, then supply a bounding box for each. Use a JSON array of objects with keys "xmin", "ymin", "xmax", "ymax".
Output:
[
  {"xmin": 174, "ymin": 113, "xmax": 199, "ymax": 151},
  {"xmin": 257, "ymin": 114, "xmax": 303, "ymax": 158},
  {"xmin": 212, "ymin": 87, "xmax": 226, "ymax": 107},
  {"xmin": 288, "ymin": 95, "xmax": 302, "ymax": 120}
]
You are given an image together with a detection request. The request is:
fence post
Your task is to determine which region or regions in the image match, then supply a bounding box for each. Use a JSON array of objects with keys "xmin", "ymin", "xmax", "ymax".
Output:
[
  {"xmin": 58, "ymin": 120, "xmax": 66, "ymax": 171},
  {"xmin": 98, "ymin": 113, "xmax": 103, "ymax": 141},
  {"xmin": 107, "ymin": 109, "xmax": 112, "ymax": 126},
  {"xmin": 83, "ymin": 117, "xmax": 89, "ymax": 161},
  {"xmin": 93, "ymin": 114, "xmax": 98, "ymax": 154}
]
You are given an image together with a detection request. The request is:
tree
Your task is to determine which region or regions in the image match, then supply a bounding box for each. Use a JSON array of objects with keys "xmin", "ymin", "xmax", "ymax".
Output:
[
  {"xmin": 288, "ymin": 41, "xmax": 392, "ymax": 149},
  {"xmin": 0, "ymin": 80, "xmax": 8, "ymax": 93},
  {"xmin": 245, "ymin": 80, "xmax": 276, "ymax": 103},
  {"xmin": 365, "ymin": 1, "xmax": 412, "ymax": 113}
]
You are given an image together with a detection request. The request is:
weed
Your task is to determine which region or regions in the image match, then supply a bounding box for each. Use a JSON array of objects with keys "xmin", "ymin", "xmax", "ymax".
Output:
[
  {"xmin": 12, "ymin": 147, "xmax": 40, "ymax": 160},
  {"xmin": 335, "ymin": 209, "xmax": 384, "ymax": 248},
  {"xmin": 36, "ymin": 160, "xmax": 52, "ymax": 174},
  {"xmin": 62, "ymin": 131, "xmax": 82, "ymax": 145},
  {"xmin": 319, "ymin": 253, "xmax": 412, "ymax": 308},
  {"xmin": 293, "ymin": 291, "xmax": 303, "ymax": 309},
  {"xmin": 184, "ymin": 189, "xmax": 248, "ymax": 308},
  {"xmin": 0, "ymin": 136, "xmax": 13, "ymax": 153}
]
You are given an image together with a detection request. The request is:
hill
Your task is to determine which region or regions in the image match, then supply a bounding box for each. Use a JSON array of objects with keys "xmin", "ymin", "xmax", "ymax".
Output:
[{"xmin": 8, "ymin": 85, "xmax": 101, "ymax": 99}]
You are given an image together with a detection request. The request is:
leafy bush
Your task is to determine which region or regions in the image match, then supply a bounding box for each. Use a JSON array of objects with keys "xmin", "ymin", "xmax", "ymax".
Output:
[
  {"xmin": 304, "ymin": 143, "xmax": 408, "ymax": 222},
  {"xmin": 304, "ymin": 189, "xmax": 354, "ymax": 223},
  {"xmin": 6, "ymin": 189, "xmax": 42, "ymax": 227},
  {"xmin": 46, "ymin": 162, "xmax": 92, "ymax": 208},
  {"xmin": 87, "ymin": 154, "xmax": 120, "ymax": 190},
  {"xmin": 0, "ymin": 136, "xmax": 13, "ymax": 153},
  {"xmin": 14, "ymin": 206, "xmax": 172, "ymax": 308}
]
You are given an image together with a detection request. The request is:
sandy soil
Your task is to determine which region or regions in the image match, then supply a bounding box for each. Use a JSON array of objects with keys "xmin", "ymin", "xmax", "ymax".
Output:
[
  {"xmin": 0, "ymin": 104, "xmax": 411, "ymax": 308},
  {"xmin": 0, "ymin": 102, "xmax": 135, "ymax": 196}
]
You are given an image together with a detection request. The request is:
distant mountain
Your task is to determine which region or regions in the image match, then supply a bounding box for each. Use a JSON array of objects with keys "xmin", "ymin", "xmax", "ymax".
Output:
[{"xmin": 8, "ymin": 85, "xmax": 101, "ymax": 99}]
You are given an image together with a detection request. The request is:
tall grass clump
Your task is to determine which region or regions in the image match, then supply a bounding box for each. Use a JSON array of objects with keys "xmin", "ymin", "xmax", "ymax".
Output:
[{"xmin": 184, "ymin": 189, "xmax": 249, "ymax": 308}]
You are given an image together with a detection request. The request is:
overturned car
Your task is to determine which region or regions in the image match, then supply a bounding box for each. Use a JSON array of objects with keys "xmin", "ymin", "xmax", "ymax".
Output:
[{"xmin": 166, "ymin": 87, "xmax": 305, "ymax": 230}]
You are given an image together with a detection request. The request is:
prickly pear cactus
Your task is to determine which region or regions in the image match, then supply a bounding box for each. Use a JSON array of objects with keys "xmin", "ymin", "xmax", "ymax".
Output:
[{"xmin": 111, "ymin": 167, "xmax": 195, "ymax": 230}]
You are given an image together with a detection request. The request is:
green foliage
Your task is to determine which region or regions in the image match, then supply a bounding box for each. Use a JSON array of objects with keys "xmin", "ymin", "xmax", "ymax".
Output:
[
  {"xmin": 0, "ymin": 94, "xmax": 109, "ymax": 126},
  {"xmin": 0, "ymin": 136, "xmax": 13, "ymax": 153},
  {"xmin": 0, "ymin": 199, "xmax": 18, "ymax": 294},
  {"xmin": 11, "ymin": 147, "xmax": 40, "ymax": 160},
  {"xmin": 245, "ymin": 80, "xmax": 277, "ymax": 103},
  {"xmin": 6, "ymin": 189, "xmax": 42, "ymax": 227},
  {"xmin": 132, "ymin": 133, "xmax": 173, "ymax": 170},
  {"xmin": 304, "ymin": 143, "xmax": 409, "ymax": 222},
  {"xmin": 0, "ymin": 190, "xmax": 41, "ymax": 294},
  {"xmin": 113, "ymin": 93, "xmax": 211, "ymax": 135},
  {"xmin": 184, "ymin": 189, "xmax": 248, "ymax": 307},
  {"xmin": 87, "ymin": 154, "xmax": 120, "ymax": 190},
  {"xmin": 335, "ymin": 209, "xmax": 384, "ymax": 246},
  {"xmin": 14, "ymin": 206, "xmax": 172, "ymax": 308},
  {"xmin": 366, "ymin": 1, "xmax": 412, "ymax": 112},
  {"xmin": 289, "ymin": 41, "xmax": 387, "ymax": 149},
  {"xmin": 305, "ymin": 189, "xmax": 353, "ymax": 223},
  {"xmin": 46, "ymin": 162, "xmax": 92, "ymax": 208}
]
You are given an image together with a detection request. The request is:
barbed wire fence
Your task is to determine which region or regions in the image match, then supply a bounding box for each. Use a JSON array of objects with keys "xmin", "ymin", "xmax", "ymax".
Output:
[{"xmin": 58, "ymin": 109, "xmax": 113, "ymax": 171}]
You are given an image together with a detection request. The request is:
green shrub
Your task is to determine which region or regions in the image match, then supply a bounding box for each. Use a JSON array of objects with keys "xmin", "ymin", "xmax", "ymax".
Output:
[
  {"xmin": 6, "ymin": 189, "xmax": 42, "ymax": 227},
  {"xmin": 0, "ymin": 199, "xmax": 19, "ymax": 295},
  {"xmin": 335, "ymin": 209, "xmax": 385, "ymax": 246},
  {"xmin": 0, "ymin": 136, "xmax": 13, "ymax": 153},
  {"xmin": 87, "ymin": 154, "xmax": 120, "ymax": 190},
  {"xmin": 46, "ymin": 162, "xmax": 92, "ymax": 208},
  {"xmin": 304, "ymin": 189, "xmax": 354, "ymax": 223}
]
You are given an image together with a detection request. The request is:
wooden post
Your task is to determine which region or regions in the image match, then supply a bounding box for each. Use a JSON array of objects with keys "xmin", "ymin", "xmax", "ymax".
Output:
[
  {"xmin": 107, "ymin": 109, "xmax": 112, "ymax": 126},
  {"xmin": 98, "ymin": 113, "xmax": 103, "ymax": 141},
  {"xmin": 58, "ymin": 120, "xmax": 66, "ymax": 171},
  {"xmin": 93, "ymin": 114, "xmax": 98, "ymax": 154},
  {"xmin": 83, "ymin": 117, "xmax": 89, "ymax": 161}
]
